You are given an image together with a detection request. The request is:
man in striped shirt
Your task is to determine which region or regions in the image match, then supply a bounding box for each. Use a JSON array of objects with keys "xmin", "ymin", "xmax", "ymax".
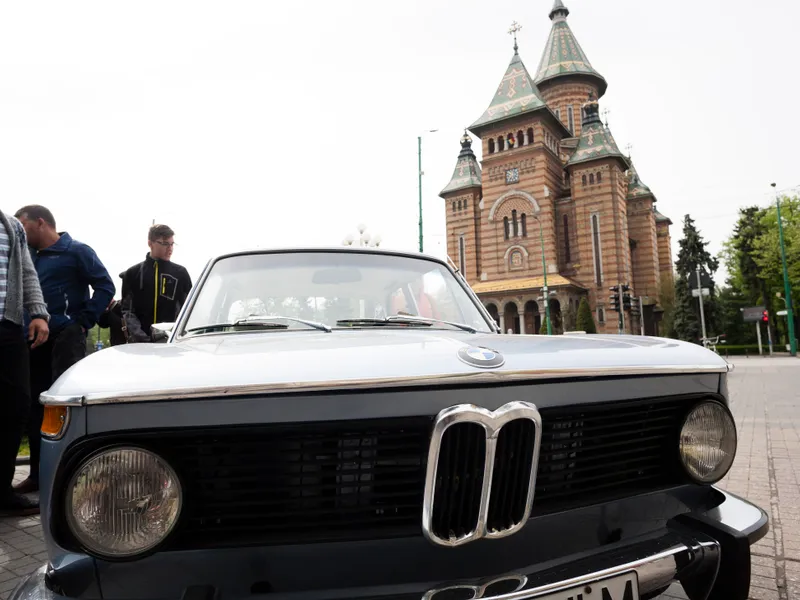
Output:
[{"xmin": 0, "ymin": 209, "xmax": 49, "ymax": 516}]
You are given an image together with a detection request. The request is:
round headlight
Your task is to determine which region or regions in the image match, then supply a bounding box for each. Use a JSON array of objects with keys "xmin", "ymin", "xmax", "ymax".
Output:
[
  {"xmin": 66, "ymin": 447, "xmax": 181, "ymax": 558},
  {"xmin": 679, "ymin": 401, "xmax": 737, "ymax": 484}
]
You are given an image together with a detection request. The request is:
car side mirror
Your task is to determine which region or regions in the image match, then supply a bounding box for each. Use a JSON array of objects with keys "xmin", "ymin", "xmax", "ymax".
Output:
[{"xmin": 151, "ymin": 322, "xmax": 175, "ymax": 343}]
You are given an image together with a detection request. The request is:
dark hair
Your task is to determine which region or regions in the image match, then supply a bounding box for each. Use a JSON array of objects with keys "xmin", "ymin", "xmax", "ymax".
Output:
[
  {"xmin": 148, "ymin": 224, "xmax": 175, "ymax": 242},
  {"xmin": 15, "ymin": 205, "xmax": 56, "ymax": 229}
]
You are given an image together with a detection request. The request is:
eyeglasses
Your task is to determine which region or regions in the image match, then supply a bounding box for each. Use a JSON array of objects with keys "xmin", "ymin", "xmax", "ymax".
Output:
[{"xmin": 153, "ymin": 241, "xmax": 175, "ymax": 248}]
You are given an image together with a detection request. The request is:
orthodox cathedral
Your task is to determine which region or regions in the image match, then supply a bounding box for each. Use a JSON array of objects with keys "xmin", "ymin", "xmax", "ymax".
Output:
[{"xmin": 440, "ymin": 0, "xmax": 673, "ymax": 335}]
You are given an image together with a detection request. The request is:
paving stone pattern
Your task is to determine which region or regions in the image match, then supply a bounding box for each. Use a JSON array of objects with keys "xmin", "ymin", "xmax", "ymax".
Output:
[{"xmin": 2, "ymin": 356, "xmax": 799, "ymax": 599}]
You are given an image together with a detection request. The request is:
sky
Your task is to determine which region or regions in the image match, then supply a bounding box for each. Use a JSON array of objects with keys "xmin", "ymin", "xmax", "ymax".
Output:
[{"xmin": 1, "ymin": 0, "xmax": 797, "ymax": 294}]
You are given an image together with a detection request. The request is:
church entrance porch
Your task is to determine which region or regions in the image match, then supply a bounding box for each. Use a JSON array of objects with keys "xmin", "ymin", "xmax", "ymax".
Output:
[
  {"xmin": 523, "ymin": 301, "xmax": 540, "ymax": 334},
  {"xmin": 503, "ymin": 302, "xmax": 521, "ymax": 334}
]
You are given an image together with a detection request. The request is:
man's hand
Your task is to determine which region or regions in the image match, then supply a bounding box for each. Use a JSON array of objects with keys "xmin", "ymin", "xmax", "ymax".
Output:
[{"xmin": 29, "ymin": 318, "xmax": 49, "ymax": 349}]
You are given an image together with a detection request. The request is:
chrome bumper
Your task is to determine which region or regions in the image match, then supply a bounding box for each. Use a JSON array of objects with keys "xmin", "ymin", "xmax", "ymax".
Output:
[{"xmin": 10, "ymin": 490, "xmax": 769, "ymax": 600}]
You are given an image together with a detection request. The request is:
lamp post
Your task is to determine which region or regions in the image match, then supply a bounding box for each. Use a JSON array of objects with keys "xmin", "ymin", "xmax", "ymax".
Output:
[
  {"xmin": 772, "ymin": 183, "xmax": 796, "ymax": 356},
  {"xmin": 532, "ymin": 214, "xmax": 552, "ymax": 335},
  {"xmin": 418, "ymin": 129, "xmax": 438, "ymax": 253},
  {"xmin": 342, "ymin": 223, "xmax": 382, "ymax": 248}
]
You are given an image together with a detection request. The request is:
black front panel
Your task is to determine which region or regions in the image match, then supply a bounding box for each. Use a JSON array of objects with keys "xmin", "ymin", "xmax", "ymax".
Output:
[
  {"xmin": 431, "ymin": 423, "xmax": 486, "ymax": 540},
  {"xmin": 59, "ymin": 395, "xmax": 707, "ymax": 551}
]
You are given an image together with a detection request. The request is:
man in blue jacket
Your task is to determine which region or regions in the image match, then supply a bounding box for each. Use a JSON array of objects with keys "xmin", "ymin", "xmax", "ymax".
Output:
[{"xmin": 13, "ymin": 205, "xmax": 115, "ymax": 493}]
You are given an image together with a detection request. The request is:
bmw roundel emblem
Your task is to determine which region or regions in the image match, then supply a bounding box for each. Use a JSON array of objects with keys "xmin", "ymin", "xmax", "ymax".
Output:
[{"xmin": 458, "ymin": 346, "xmax": 505, "ymax": 369}]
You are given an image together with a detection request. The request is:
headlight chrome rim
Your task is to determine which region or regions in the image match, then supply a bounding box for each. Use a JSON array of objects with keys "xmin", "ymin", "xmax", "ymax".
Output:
[
  {"xmin": 679, "ymin": 400, "xmax": 737, "ymax": 484},
  {"xmin": 65, "ymin": 446, "xmax": 182, "ymax": 559}
]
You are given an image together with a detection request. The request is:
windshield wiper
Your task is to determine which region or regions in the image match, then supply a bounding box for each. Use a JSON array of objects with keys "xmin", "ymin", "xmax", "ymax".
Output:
[
  {"xmin": 185, "ymin": 315, "xmax": 332, "ymax": 335},
  {"xmin": 336, "ymin": 316, "xmax": 477, "ymax": 334}
]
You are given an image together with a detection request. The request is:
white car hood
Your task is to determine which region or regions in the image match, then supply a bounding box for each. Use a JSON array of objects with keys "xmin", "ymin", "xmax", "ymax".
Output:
[{"xmin": 47, "ymin": 330, "xmax": 729, "ymax": 403}]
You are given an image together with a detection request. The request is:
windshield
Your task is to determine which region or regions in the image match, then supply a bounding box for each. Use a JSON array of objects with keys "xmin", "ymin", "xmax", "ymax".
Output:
[{"xmin": 181, "ymin": 251, "xmax": 493, "ymax": 335}]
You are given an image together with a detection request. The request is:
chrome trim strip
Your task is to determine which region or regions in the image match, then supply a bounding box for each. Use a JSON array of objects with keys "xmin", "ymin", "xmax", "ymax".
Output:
[
  {"xmin": 422, "ymin": 401, "xmax": 542, "ymax": 547},
  {"xmin": 422, "ymin": 540, "xmax": 720, "ymax": 600},
  {"xmin": 44, "ymin": 365, "xmax": 728, "ymax": 406},
  {"xmin": 39, "ymin": 394, "xmax": 83, "ymax": 407}
]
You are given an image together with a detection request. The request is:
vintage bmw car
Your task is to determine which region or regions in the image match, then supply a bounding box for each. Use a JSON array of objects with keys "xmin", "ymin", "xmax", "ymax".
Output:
[{"xmin": 14, "ymin": 248, "xmax": 766, "ymax": 600}]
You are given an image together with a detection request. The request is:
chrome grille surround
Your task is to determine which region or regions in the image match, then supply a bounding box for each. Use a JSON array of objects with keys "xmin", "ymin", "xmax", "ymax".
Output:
[{"xmin": 422, "ymin": 401, "xmax": 543, "ymax": 547}]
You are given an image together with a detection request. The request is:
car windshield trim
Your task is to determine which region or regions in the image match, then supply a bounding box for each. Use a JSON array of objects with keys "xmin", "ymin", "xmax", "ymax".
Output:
[
  {"xmin": 185, "ymin": 316, "xmax": 332, "ymax": 336},
  {"xmin": 336, "ymin": 315, "xmax": 477, "ymax": 334}
]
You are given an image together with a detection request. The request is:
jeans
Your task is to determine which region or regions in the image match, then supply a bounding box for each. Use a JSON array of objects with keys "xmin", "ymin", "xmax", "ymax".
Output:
[
  {"xmin": 0, "ymin": 320, "xmax": 31, "ymax": 497},
  {"xmin": 27, "ymin": 322, "xmax": 86, "ymax": 481}
]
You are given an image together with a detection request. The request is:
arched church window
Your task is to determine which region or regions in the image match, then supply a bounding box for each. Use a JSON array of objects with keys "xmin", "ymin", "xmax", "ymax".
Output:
[
  {"xmin": 464, "ymin": 198, "xmax": 468, "ymax": 210},
  {"xmin": 498, "ymin": 136, "xmax": 505, "ymax": 151},
  {"xmin": 452, "ymin": 202, "xmax": 455, "ymax": 213},
  {"xmin": 563, "ymin": 215, "xmax": 571, "ymax": 263},
  {"xmin": 527, "ymin": 128, "xmax": 534, "ymax": 145},
  {"xmin": 517, "ymin": 130, "xmax": 524, "ymax": 148},
  {"xmin": 488, "ymin": 138, "xmax": 495, "ymax": 154},
  {"xmin": 521, "ymin": 213, "xmax": 527, "ymax": 237},
  {"xmin": 597, "ymin": 172, "xmax": 602, "ymax": 184},
  {"xmin": 457, "ymin": 199, "xmax": 462, "ymax": 211},
  {"xmin": 503, "ymin": 217, "xmax": 510, "ymax": 240},
  {"xmin": 512, "ymin": 210, "xmax": 518, "ymax": 237},
  {"xmin": 589, "ymin": 173, "xmax": 595, "ymax": 185},
  {"xmin": 582, "ymin": 175, "xmax": 587, "ymax": 186}
]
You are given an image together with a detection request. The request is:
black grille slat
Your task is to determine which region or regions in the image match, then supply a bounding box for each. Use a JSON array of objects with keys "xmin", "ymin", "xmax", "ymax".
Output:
[
  {"xmin": 155, "ymin": 417, "xmax": 432, "ymax": 548},
  {"xmin": 487, "ymin": 419, "xmax": 536, "ymax": 532},
  {"xmin": 431, "ymin": 423, "xmax": 485, "ymax": 541},
  {"xmin": 533, "ymin": 398, "xmax": 688, "ymax": 513}
]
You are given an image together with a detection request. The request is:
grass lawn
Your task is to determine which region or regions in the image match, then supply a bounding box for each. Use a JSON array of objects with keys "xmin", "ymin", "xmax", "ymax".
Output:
[{"xmin": 18, "ymin": 436, "xmax": 30, "ymax": 457}]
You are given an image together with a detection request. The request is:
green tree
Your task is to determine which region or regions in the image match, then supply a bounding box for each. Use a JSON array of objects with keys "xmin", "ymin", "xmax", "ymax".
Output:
[
  {"xmin": 672, "ymin": 276, "xmax": 700, "ymax": 342},
  {"xmin": 658, "ymin": 275, "xmax": 676, "ymax": 338},
  {"xmin": 575, "ymin": 297, "xmax": 597, "ymax": 333},
  {"xmin": 540, "ymin": 315, "xmax": 550, "ymax": 335},
  {"xmin": 673, "ymin": 214, "xmax": 719, "ymax": 342}
]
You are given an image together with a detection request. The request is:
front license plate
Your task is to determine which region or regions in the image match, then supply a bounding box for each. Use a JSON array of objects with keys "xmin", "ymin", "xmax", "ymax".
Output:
[{"xmin": 538, "ymin": 572, "xmax": 638, "ymax": 600}]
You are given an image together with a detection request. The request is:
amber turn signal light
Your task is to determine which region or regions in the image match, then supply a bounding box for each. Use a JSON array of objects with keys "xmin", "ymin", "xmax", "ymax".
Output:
[{"xmin": 41, "ymin": 406, "xmax": 69, "ymax": 439}]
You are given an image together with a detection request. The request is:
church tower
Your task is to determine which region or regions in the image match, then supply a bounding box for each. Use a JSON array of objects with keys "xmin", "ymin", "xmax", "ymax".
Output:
[
  {"xmin": 440, "ymin": 132, "xmax": 483, "ymax": 283},
  {"xmin": 534, "ymin": 0, "xmax": 607, "ymax": 137},
  {"xmin": 564, "ymin": 98, "xmax": 633, "ymax": 333}
]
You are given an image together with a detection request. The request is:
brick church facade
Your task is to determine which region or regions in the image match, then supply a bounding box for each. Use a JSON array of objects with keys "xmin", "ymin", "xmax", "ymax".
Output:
[{"xmin": 440, "ymin": 0, "xmax": 674, "ymax": 335}]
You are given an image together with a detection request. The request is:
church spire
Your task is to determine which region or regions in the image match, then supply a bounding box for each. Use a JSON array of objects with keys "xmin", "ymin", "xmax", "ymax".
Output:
[
  {"xmin": 626, "ymin": 157, "xmax": 656, "ymax": 202},
  {"xmin": 567, "ymin": 97, "xmax": 628, "ymax": 168},
  {"xmin": 535, "ymin": 1, "xmax": 607, "ymax": 97},
  {"xmin": 469, "ymin": 49, "xmax": 548, "ymax": 133},
  {"xmin": 549, "ymin": 0, "xmax": 569, "ymax": 20},
  {"xmin": 439, "ymin": 132, "xmax": 482, "ymax": 197}
]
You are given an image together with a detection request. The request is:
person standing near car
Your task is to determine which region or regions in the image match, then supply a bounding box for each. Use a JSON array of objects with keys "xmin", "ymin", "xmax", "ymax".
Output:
[
  {"xmin": 120, "ymin": 224, "xmax": 192, "ymax": 342},
  {"xmin": 0, "ymin": 209, "xmax": 49, "ymax": 516},
  {"xmin": 13, "ymin": 205, "xmax": 115, "ymax": 494}
]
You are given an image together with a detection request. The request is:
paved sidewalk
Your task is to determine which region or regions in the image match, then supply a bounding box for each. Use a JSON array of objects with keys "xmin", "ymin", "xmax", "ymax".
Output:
[{"xmin": 2, "ymin": 356, "xmax": 799, "ymax": 599}]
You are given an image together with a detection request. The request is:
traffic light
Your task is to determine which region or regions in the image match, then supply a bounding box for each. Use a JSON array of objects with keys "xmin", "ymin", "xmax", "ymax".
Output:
[
  {"xmin": 621, "ymin": 284, "xmax": 632, "ymax": 311},
  {"xmin": 762, "ymin": 310, "xmax": 769, "ymax": 323},
  {"xmin": 609, "ymin": 285, "xmax": 620, "ymax": 311}
]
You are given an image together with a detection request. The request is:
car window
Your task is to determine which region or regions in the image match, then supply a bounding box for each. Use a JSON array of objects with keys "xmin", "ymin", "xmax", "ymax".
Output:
[{"xmin": 182, "ymin": 251, "xmax": 492, "ymax": 334}]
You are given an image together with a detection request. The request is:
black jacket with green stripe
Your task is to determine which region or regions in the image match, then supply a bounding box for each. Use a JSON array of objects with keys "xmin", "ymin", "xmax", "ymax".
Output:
[{"xmin": 120, "ymin": 254, "xmax": 192, "ymax": 342}]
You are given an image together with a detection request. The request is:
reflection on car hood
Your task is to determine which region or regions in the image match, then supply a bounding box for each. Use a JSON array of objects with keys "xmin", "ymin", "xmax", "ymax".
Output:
[{"xmin": 47, "ymin": 331, "xmax": 729, "ymax": 402}]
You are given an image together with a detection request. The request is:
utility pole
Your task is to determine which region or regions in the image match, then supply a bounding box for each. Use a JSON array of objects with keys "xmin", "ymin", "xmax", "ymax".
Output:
[
  {"xmin": 772, "ymin": 183, "xmax": 796, "ymax": 356},
  {"xmin": 696, "ymin": 266, "xmax": 708, "ymax": 346},
  {"xmin": 639, "ymin": 296, "xmax": 645, "ymax": 336},
  {"xmin": 756, "ymin": 320, "xmax": 763, "ymax": 355},
  {"xmin": 533, "ymin": 215, "xmax": 552, "ymax": 335},
  {"xmin": 417, "ymin": 130, "xmax": 438, "ymax": 253}
]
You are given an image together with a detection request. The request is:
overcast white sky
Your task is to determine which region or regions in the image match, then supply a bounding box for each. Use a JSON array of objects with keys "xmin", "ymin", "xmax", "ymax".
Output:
[{"xmin": 1, "ymin": 0, "xmax": 796, "ymax": 293}]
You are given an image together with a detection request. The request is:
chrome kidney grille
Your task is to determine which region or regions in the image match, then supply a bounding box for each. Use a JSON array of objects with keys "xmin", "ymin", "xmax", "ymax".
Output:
[{"xmin": 422, "ymin": 402, "xmax": 542, "ymax": 547}]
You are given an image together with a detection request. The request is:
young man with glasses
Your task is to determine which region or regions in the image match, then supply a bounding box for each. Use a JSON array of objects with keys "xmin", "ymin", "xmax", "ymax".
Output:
[{"xmin": 120, "ymin": 224, "xmax": 192, "ymax": 342}]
